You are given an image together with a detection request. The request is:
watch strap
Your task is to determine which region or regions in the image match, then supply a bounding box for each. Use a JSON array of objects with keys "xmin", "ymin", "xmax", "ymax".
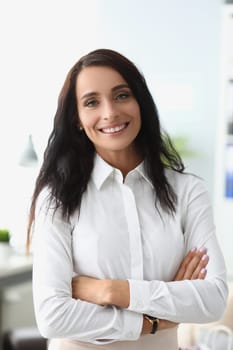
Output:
[{"xmin": 144, "ymin": 315, "xmax": 159, "ymax": 334}]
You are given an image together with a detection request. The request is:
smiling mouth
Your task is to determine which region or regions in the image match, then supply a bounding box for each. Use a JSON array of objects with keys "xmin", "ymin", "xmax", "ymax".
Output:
[{"xmin": 100, "ymin": 122, "xmax": 129, "ymax": 134}]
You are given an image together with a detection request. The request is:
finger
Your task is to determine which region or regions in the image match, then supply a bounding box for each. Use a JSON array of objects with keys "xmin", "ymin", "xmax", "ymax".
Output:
[
  {"xmin": 174, "ymin": 248, "xmax": 197, "ymax": 281},
  {"xmin": 174, "ymin": 247, "xmax": 199, "ymax": 281},
  {"xmin": 191, "ymin": 254, "xmax": 209, "ymax": 279},
  {"xmin": 198, "ymin": 268, "xmax": 207, "ymax": 279},
  {"xmin": 174, "ymin": 247, "xmax": 208, "ymax": 281},
  {"xmin": 183, "ymin": 249, "xmax": 208, "ymax": 280}
]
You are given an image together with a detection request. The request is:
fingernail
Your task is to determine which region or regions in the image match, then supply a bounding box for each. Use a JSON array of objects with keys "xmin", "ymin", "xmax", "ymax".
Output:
[
  {"xmin": 199, "ymin": 247, "xmax": 206, "ymax": 253},
  {"xmin": 201, "ymin": 268, "xmax": 207, "ymax": 274},
  {"xmin": 202, "ymin": 254, "xmax": 208, "ymax": 260},
  {"xmin": 191, "ymin": 247, "xmax": 197, "ymax": 252}
]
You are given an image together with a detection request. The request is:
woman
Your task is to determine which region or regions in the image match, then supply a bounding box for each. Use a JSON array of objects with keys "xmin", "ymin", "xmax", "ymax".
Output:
[{"xmin": 28, "ymin": 49, "xmax": 228, "ymax": 350}]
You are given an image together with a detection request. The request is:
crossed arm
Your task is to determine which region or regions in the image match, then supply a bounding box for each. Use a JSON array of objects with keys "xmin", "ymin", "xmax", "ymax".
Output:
[{"xmin": 72, "ymin": 247, "xmax": 209, "ymax": 335}]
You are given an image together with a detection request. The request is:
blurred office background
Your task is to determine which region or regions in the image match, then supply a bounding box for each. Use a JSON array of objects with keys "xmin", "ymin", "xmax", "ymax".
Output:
[{"xmin": 0, "ymin": 0, "xmax": 232, "ymax": 344}]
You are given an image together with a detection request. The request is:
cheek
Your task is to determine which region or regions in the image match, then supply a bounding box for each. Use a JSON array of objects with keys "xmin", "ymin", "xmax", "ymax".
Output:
[
  {"xmin": 79, "ymin": 112, "xmax": 97, "ymax": 130},
  {"xmin": 133, "ymin": 106, "xmax": 141, "ymax": 126},
  {"xmin": 128, "ymin": 102, "xmax": 141, "ymax": 122}
]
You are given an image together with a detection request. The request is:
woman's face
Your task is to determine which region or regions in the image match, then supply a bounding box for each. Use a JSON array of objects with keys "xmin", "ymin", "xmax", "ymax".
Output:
[{"xmin": 76, "ymin": 65, "xmax": 141, "ymax": 160}]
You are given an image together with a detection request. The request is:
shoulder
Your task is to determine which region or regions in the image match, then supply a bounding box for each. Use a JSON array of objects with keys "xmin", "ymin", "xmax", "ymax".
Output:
[
  {"xmin": 35, "ymin": 186, "xmax": 54, "ymax": 214},
  {"xmin": 35, "ymin": 187, "xmax": 64, "ymax": 222},
  {"xmin": 165, "ymin": 169, "xmax": 210, "ymax": 202},
  {"xmin": 34, "ymin": 187, "xmax": 75, "ymax": 231}
]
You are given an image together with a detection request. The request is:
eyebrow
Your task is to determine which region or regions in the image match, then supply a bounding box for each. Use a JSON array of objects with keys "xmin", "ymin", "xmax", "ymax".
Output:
[{"xmin": 80, "ymin": 83, "xmax": 130, "ymax": 100}]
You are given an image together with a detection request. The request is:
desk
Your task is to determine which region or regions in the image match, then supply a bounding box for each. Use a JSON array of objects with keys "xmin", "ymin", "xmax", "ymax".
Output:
[
  {"xmin": 0, "ymin": 244, "xmax": 33, "ymax": 349},
  {"xmin": 0, "ymin": 245, "xmax": 32, "ymax": 289}
]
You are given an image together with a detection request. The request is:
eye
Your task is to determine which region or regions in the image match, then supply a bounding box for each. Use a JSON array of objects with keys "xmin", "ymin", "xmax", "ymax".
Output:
[
  {"xmin": 84, "ymin": 99, "xmax": 98, "ymax": 108},
  {"xmin": 115, "ymin": 92, "xmax": 130, "ymax": 101}
]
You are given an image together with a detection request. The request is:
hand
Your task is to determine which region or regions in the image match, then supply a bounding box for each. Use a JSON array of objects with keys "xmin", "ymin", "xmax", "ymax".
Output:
[{"xmin": 174, "ymin": 247, "xmax": 209, "ymax": 281}]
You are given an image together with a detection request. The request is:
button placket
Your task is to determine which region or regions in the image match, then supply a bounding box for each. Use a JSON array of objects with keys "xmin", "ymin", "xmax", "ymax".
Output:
[{"xmin": 121, "ymin": 183, "xmax": 143, "ymax": 279}]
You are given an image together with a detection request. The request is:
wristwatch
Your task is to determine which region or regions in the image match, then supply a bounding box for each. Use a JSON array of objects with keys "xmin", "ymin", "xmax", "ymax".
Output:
[{"xmin": 144, "ymin": 315, "xmax": 159, "ymax": 334}]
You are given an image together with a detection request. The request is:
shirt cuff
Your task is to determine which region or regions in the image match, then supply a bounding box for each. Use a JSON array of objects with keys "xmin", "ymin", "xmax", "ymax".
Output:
[
  {"xmin": 127, "ymin": 279, "xmax": 151, "ymax": 313},
  {"xmin": 121, "ymin": 309, "xmax": 143, "ymax": 341},
  {"xmin": 127, "ymin": 279, "xmax": 176, "ymax": 318}
]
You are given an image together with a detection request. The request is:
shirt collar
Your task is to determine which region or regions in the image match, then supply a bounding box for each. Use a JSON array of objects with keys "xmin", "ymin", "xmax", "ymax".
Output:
[
  {"xmin": 91, "ymin": 153, "xmax": 154, "ymax": 190},
  {"xmin": 135, "ymin": 162, "xmax": 154, "ymax": 188},
  {"xmin": 91, "ymin": 154, "xmax": 115, "ymax": 190}
]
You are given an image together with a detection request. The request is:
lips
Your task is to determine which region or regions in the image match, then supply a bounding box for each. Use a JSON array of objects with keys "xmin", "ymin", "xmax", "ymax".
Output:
[{"xmin": 100, "ymin": 122, "xmax": 129, "ymax": 134}]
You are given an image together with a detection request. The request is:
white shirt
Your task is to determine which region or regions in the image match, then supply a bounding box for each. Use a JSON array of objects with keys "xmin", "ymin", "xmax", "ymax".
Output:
[{"xmin": 32, "ymin": 154, "xmax": 228, "ymax": 350}]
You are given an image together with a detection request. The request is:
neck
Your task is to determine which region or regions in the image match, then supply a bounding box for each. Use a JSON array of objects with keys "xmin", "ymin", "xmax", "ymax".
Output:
[{"xmin": 96, "ymin": 147, "xmax": 143, "ymax": 179}]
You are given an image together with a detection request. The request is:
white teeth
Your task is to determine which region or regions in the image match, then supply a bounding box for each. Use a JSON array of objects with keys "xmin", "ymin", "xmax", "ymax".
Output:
[{"xmin": 101, "ymin": 123, "xmax": 127, "ymax": 134}]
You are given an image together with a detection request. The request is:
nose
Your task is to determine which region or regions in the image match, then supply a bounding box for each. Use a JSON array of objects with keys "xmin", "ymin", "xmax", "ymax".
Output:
[{"xmin": 102, "ymin": 100, "xmax": 119, "ymax": 121}]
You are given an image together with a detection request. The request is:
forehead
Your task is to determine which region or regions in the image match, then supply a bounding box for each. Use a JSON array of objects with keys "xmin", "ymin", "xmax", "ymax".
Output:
[{"xmin": 76, "ymin": 66, "xmax": 127, "ymax": 97}]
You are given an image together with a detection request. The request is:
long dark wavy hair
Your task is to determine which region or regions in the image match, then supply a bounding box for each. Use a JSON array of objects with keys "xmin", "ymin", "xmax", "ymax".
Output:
[{"xmin": 27, "ymin": 48, "xmax": 184, "ymax": 250}]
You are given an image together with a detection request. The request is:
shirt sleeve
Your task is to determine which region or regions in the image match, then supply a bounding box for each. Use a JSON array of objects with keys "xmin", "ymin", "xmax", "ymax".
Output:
[
  {"xmin": 32, "ymin": 189, "xmax": 142, "ymax": 344},
  {"xmin": 127, "ymin": 176, "xmax": 228, "ymax": 324}
]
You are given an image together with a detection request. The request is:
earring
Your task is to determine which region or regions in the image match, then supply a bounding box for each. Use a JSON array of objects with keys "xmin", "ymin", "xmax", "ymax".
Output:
[{"xmin": 78, "ymin": 125, "xmax": 83, "ymax": 131}]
